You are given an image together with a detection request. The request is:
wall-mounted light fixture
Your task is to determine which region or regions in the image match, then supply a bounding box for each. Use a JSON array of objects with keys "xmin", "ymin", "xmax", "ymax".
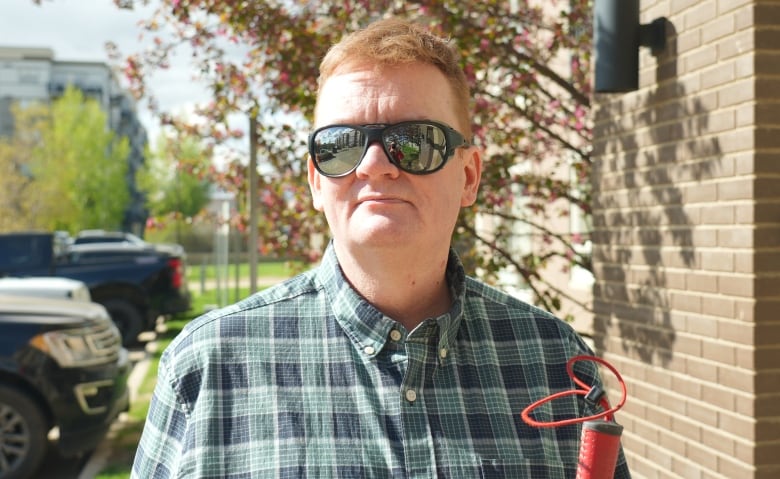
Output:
[{"xmin": 594, "ymin": 0, "xmax": 667, "ymax": 93}]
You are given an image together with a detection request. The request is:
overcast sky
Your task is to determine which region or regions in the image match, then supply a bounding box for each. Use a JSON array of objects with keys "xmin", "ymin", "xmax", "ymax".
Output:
[{"xmin": 1, "ymin": 0, "xmax": 209, "ymax": 142}]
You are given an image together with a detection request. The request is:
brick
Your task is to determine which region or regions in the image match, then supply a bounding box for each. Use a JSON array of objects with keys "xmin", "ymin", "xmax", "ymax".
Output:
[
  {"xmin": 684, "ymin": 46, "xmax": 719, "ymax": 73},
  {"xmin": 718, "ymin": 177, "xmax": 754, "ymax": 201},
  {"xmin": 719, "ymin": 319, "xmax": 754, "ymax": 346},
  {"xmin": 672, "ymin": 0, "xmax": 702, "ymax": 16},
  {"xmin": 755, "ymin": 228, "xmax": 780, "ymax": 250},
  {"xmin": 687, "ymin": 400, "xmax": 719, "ymax": 428},
  {"xmin": 756, "ymin": 126, "xmax": 780, "ymax": 148},
  {"xmin": 754, "ymin": 346, "xmax": 780, "ymax": 368},
  {"xmin": 756, "ymin": 101, "xmax": 780, "ymax": 126},
  {"xmin": 718, "ymin": 227, "xmax": 753, "ymax": 248},
  {"xmin": 686, "ymin": 271, "xmax": 718, "ymax": 293},
  {"xmin": 684, "ymin": 182, "xmax": 718, "ymax": 203},
  {"xmin": 699, "ymin": 250, "xmax": 734, "ymax": 272},
  {"xmin": 687, "ymin": 437, "xmax": 721, "ymax": 470},
  {"xmin": 702, "ymin": 427, "xmax": 737, "ymax": 457},
  {"xmin": 716, "ymin": 27, "xmax": 754, "ymax": 60},
  {"xmin": 734, "ymin": 250, "xmax": 753, "ymax": 273},
  {"xmin": 705, "ymin": 107, "xmax": 737, "ymax": 133},
  {"xmin": 756, "ymin": 369, "xmax": 780, "ymax": 395},
  {"xmin": 719, "ymin": 275, "xmax": 754, "ymax": 297},
  {"xmin": 756, "ymin": 52, "xmax": 780, "ymax": 76},
  {"xmin": 718, "ymin": 410, "xmax": 755, "ymax": 440},
  {"xmin": 734, "ymin": 299, "xmax": 754, "ymax": 322},
  {"xmin": 702, "ymin": 339, "xmax": 737, "ymax": 366},
  {"xmin": 718, "ymin": 364, "xmax": 754, "ymax": 392},
  {"xmin": 754, "ymin": 152, "xmax": 780, "ymax": 174},
  {"xmin": 735, "ymin": 345, "xmax": 754, "ymax": 370},
  {"xmin": 671, "ymin": 290, "xmax": 702, "ymax": 313},
  {"xmin": 755, "ymin": 322, "xmax": 780, "ymax": 346},
  {"xmin": 718, "ymin": 454, "xmax": 755, "ymax": 479},
  {"xmin": 677, "ymin": 28, "xmax": 703, "ymax": 53},
  {"xmin": 702, "ymin": 14, "xmax": 736, "ymax": 45},
  {"xmin": 756, "ymin": 276, "xmax": 780, "ymax": 299},
  {"xmin": 718, "ymin": 79, "xmax": 756, "ymax": 108},
  {"xmin": 701, "ymin": 295, "xmax": 737, "ymax": 319},
  {"xmin": 733, "ymin": 2, "xmax": 754, "ymax": 30},
  {"xmin": 683, "ymin": 2, "xmax": 718, "ymax": 30},
  {"xmin": 700, "ymin": 204, "xmax": 735, "ymax": 224}
]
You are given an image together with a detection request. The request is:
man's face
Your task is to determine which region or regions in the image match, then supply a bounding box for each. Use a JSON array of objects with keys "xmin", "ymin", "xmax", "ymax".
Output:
[{"xmin": 308, "ymin": 61, "xmax": 481, "ymax": 256}]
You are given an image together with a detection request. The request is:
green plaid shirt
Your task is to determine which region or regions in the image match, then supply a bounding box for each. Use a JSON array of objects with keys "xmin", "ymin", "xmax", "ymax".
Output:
[{"xmin": 133, "ymin": 244, "xmax": 630, "ymax": 478}]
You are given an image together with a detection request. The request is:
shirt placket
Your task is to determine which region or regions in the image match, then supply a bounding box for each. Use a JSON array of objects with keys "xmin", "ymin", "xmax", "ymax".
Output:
[{"xmin": 400, "ymin": 323, "xmax": 438, "ymax": 478}]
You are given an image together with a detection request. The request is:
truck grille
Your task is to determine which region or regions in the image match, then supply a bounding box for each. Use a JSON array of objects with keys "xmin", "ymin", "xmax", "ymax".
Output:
[{"xmin": 85, "ymin": 320, "xmax": 122, "ymax": 363}]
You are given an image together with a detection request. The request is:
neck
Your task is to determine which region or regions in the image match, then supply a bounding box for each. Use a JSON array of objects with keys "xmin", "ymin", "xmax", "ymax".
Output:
[{"xmin": 334, "ymin": 242, "xmax": 452, "ymax": 331}]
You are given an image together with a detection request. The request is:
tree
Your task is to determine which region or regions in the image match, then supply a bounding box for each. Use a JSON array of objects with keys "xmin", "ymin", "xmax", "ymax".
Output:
[
  {"xmin": 0, "ymin": 106, "xmax": 37, "ymax": 231},
  {"xmin": 114, "ymin": 0, "xmax": 593, "ymax": 316},
  {"xmin": 0, "ymin": 86, "xmax": 131, "ymax": 232},
  {"xmin": 138, "ymin": 131, "xmax": 212, "ymax": 220}
]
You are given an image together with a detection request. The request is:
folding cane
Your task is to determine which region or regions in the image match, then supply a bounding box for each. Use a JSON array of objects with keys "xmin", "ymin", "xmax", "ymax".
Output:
[{"xmin": 520, "ymin": 355, "xmax": 627, "ymax": 479}]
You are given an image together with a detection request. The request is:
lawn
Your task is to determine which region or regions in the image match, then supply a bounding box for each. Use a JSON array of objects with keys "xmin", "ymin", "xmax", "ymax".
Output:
[{"xmin": 186, "ymin": 260, "xmax": 301, "ymax": 283}]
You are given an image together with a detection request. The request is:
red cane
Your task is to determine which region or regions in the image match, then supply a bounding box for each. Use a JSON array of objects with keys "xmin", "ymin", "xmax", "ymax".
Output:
[{"xmin": 520, "ymin": 355, "xmax": 627, "ymax": 479}]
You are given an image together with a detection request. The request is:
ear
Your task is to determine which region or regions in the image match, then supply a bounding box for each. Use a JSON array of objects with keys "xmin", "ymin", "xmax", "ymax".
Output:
[
  {"xmin": 307, "ymin": 155, "xmax": 325, "ymax": 212},
  {"xmin": 460, "ymin": 147, "xmax": 482, "ymax": 207}
]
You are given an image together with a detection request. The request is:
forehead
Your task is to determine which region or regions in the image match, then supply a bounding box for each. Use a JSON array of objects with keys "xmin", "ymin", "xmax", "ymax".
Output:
[{"xmin": 314, "ymin": 62, "xmax": 459, "ymax": 127}]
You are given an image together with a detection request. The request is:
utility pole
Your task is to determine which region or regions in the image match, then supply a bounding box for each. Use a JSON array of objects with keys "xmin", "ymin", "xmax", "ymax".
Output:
[{"xmin": 248, "ymin": 113, "xmax": 259, "ymax": 294}]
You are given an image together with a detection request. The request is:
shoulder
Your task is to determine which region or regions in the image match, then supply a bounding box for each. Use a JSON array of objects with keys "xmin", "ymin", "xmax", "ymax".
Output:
[
  {"xmin": 160, "ymin": 270, "xmax": 323, "ymax": 369},
  {"xmin": 461, "ymin": 276, "xmax": 585, "ymax": 345}
]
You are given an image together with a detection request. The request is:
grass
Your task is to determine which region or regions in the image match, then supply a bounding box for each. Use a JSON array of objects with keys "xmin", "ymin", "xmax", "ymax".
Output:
[
  {"xmin": 93, "ymin": 279, "xmax": 280, "ymax": 477},
  {"xmin": 186, "ymin": 260, "xmax": 300, "ymax": 282}
]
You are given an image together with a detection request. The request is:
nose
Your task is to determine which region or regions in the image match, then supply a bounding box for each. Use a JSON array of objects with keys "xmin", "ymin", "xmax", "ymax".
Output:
[{"xmin": 355, "ymin": 141, "xmax": 400, "ymax": 179}]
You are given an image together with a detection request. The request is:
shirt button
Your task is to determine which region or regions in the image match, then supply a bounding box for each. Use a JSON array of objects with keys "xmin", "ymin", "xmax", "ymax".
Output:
[
  {"xmin": 390, "ymin": 329, "xmax": 402, "ymax": 341},
  {"xmin": 405, "ymin": 389, "xmax": 417, "ymax": 403},
  {"xmin": 363, "ymin": 345, "xmax": 375, "ymax": 355},
  {"xmin": 439, "ymin": 348, "xmax": 448, "ymax": 359}
]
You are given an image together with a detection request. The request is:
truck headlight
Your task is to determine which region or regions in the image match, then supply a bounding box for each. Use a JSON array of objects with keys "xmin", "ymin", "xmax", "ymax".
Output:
[{"xmin": 30, "ymin": 326, "xmax": 117, "ymax": 367}]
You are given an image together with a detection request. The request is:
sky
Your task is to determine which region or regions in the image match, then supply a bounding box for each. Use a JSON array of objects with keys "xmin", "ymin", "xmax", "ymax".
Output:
[{"xmin": 1, "ymin": 0, "xmax": 209, "ymax": 143}]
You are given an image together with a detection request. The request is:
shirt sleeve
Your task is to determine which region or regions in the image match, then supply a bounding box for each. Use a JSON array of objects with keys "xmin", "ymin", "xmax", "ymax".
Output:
[{"xmin": 131, "ymin": 349, "xmax": 188, "ymax": 479}]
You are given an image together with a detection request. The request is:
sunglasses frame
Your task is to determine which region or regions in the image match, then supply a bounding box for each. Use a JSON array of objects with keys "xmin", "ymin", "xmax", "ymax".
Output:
[{"xmin": 308, "ymin": 120, "xmax": 470, "ymax": 177}]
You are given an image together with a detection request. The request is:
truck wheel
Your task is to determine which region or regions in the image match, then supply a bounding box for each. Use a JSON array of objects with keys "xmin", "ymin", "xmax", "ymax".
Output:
[
  {"xmin": 0, "ymin": 385, "xmax": 48, "ymax": 479},
  {"xmin": 102, "ymin": 299, "xmax": 144, "ymax": 347}
]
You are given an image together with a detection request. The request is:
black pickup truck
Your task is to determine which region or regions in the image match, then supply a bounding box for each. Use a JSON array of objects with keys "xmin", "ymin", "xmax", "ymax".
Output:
[{"xmin": 0, "ymin": 232, "xmax": 191, "ymax": 345}]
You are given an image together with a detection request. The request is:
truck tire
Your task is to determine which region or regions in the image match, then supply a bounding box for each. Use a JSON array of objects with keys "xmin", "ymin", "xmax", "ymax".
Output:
[
  {"xmin": 102, "ymin": 299, "xmax": 144, "ymax": 347},
  {"xmin": 0, "ymin": 384, "xmax": 48, "ymax": 479}
]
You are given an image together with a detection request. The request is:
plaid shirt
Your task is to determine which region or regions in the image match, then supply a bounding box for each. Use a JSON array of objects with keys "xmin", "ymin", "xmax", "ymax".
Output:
[{"xmin": 132, "ymin": 244, "xmax": 631, "ymax": 478}]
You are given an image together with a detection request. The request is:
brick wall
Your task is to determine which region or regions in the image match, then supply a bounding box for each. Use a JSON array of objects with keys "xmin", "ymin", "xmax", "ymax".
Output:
[{"xmin": 591, "ymin": 1, "xmax": 780, "ymax": 477}]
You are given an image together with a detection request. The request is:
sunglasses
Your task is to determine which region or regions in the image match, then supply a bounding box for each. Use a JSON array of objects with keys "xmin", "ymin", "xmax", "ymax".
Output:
[{"xmin": 308, "ymin": 120, "xmax": 470, "ymax": 177}]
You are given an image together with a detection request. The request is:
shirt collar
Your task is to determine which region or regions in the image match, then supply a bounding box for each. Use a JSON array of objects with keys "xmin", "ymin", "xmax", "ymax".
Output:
[{"xmin": 315, "ymin": 242, "xmax": 466, "ymax": 361}]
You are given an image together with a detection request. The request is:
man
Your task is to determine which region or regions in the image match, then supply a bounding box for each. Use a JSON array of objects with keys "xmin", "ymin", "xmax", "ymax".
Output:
[{"xmin": 132, "ymin": 17, "xmax": 631, "ymax": 478}]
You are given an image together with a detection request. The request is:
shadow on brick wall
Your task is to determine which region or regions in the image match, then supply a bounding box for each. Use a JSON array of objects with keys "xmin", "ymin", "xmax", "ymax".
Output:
[{"xmin": 592, "ymin": 19, "xmax": 722, "ymax": 366}]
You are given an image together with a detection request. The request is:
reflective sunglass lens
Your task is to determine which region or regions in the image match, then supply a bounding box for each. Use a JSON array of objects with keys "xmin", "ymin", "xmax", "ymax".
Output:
[
  {"xmin": 384, "ymin": 123, "xmax": 446, "ymax": 173},
  {"xmin": 312, "ymin": 127, "xmax": 364, "ymax": 176}
]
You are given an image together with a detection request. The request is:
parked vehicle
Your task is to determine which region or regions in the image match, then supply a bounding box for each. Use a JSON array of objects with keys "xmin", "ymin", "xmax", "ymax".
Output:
[
  {"xmin": 0, "ymin": 231, "xmax": 191, "ymax": 345},
  {"xmin": 71, "ymin": 229, "xmax": 147, "ymax": 246},
  {"xmin": 72, "ymin": 229, "xmax": 186, "ymax": 258},
  {"xmin": 0, "ymin": 277, "xmax": 92, "ymax": 302},
  {"xmin": 0, "ymin": 294, "xmax": 130, "ymax": 479}
]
